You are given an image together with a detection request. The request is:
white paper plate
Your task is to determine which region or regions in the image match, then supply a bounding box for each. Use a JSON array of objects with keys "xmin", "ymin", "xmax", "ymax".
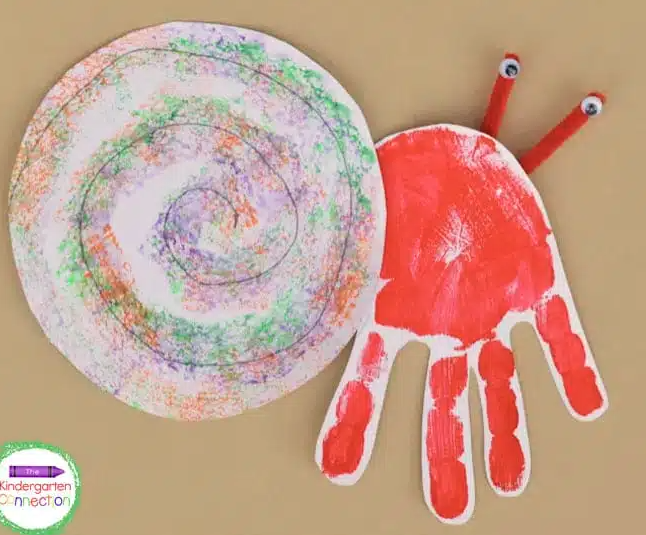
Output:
[{"xmin": 8, "ymin": 22, "xmax": 385, "ymax": 420}]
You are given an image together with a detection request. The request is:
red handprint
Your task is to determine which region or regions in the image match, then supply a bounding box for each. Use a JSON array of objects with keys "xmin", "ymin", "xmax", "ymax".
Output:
[{"xmin": 315, "ymin": 53, "xmax": 608, "ymax": 524}]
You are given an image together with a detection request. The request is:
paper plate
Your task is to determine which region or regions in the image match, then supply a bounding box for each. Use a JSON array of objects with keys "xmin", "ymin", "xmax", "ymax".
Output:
[{"xmin": 8, "ymin": 22, "xmax": 385, "ymax": 420}]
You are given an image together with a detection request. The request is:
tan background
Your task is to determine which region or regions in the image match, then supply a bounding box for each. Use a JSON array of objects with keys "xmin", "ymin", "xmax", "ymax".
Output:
[{"xmin": 0, "ymin": 0, "xmax": 643, "ymax": 533}]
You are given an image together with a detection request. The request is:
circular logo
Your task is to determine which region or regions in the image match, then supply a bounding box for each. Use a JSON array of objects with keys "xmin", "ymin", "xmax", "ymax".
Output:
[{"xmin": 0, "ymin": 442, "xmax": 80, "ymax": 534}]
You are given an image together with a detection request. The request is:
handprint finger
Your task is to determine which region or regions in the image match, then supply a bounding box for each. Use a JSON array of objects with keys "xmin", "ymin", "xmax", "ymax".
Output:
[
  {"xmin": 315, "ymin": 325, "xmax": 400, "ymax": 485},
  {"xmin": 532, "ymin": 267, "xmax": 608, "ymax": 420},
  {"xmin": 422, "ymin": 342, "xmax": 474, "ymax": 524},
  {"xmin": 474, "ymin": 338, "xmax": 531, "ymax": 497}
]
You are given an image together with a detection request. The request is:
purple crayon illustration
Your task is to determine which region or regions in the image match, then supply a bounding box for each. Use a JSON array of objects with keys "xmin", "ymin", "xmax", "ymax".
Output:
[{"xmin": 9, "ymin": 466, "xmax": 65, "ymax": 478}]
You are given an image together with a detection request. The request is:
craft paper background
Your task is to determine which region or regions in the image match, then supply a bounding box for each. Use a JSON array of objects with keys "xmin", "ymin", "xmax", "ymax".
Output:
[{"xmin": 0, "ymin": 0, "xmax": 644, "ymax": 534}]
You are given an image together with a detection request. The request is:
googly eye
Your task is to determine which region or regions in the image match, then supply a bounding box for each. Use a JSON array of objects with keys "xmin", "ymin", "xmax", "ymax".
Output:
[
  {"xmin": 499, "ymin": 57, "xmax": 521, "ymax": 79},
  {"xmin": 580, "ymin": 95, "xmax": 604, "ymax": 116}
]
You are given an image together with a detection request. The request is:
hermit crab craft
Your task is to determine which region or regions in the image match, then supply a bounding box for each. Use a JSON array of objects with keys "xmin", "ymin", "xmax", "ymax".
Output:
[
  {"xmin": 315, "ymin": 53, "xmax": 609, "ymax": 524},
  {"xmin": 7, "ymin": 22, "xmax": 386, "ymax": 420},
  {"xmin": 9, "ymin": 22, "xmax": 608, "ymax": 525}
]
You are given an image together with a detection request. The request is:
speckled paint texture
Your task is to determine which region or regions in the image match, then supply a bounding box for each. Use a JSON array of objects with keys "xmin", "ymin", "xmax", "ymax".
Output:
[{"xmin": 8, "ymin": 22, "xmax": 386, "ymax": 420}]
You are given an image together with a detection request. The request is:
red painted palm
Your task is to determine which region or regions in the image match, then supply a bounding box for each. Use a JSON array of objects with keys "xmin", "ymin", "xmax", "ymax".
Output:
[{"xmin": 315, "ymin": 53, "xmax": 609, "ymax": 524}]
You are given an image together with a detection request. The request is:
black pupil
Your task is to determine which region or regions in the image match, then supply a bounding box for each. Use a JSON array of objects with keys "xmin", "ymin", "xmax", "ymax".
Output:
[
  {"xmin": 585, "ymin": 102, "xmax": 599, "ymax": 115},
  {"xmin": 505, "ymin": 63, "xmax": 518, "ymax": 77}
]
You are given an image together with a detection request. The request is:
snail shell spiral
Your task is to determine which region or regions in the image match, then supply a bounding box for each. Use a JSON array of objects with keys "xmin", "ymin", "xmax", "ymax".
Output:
[{"xmin": 8, "ymin": 22, "xmax": 386, "ymax": 420}]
